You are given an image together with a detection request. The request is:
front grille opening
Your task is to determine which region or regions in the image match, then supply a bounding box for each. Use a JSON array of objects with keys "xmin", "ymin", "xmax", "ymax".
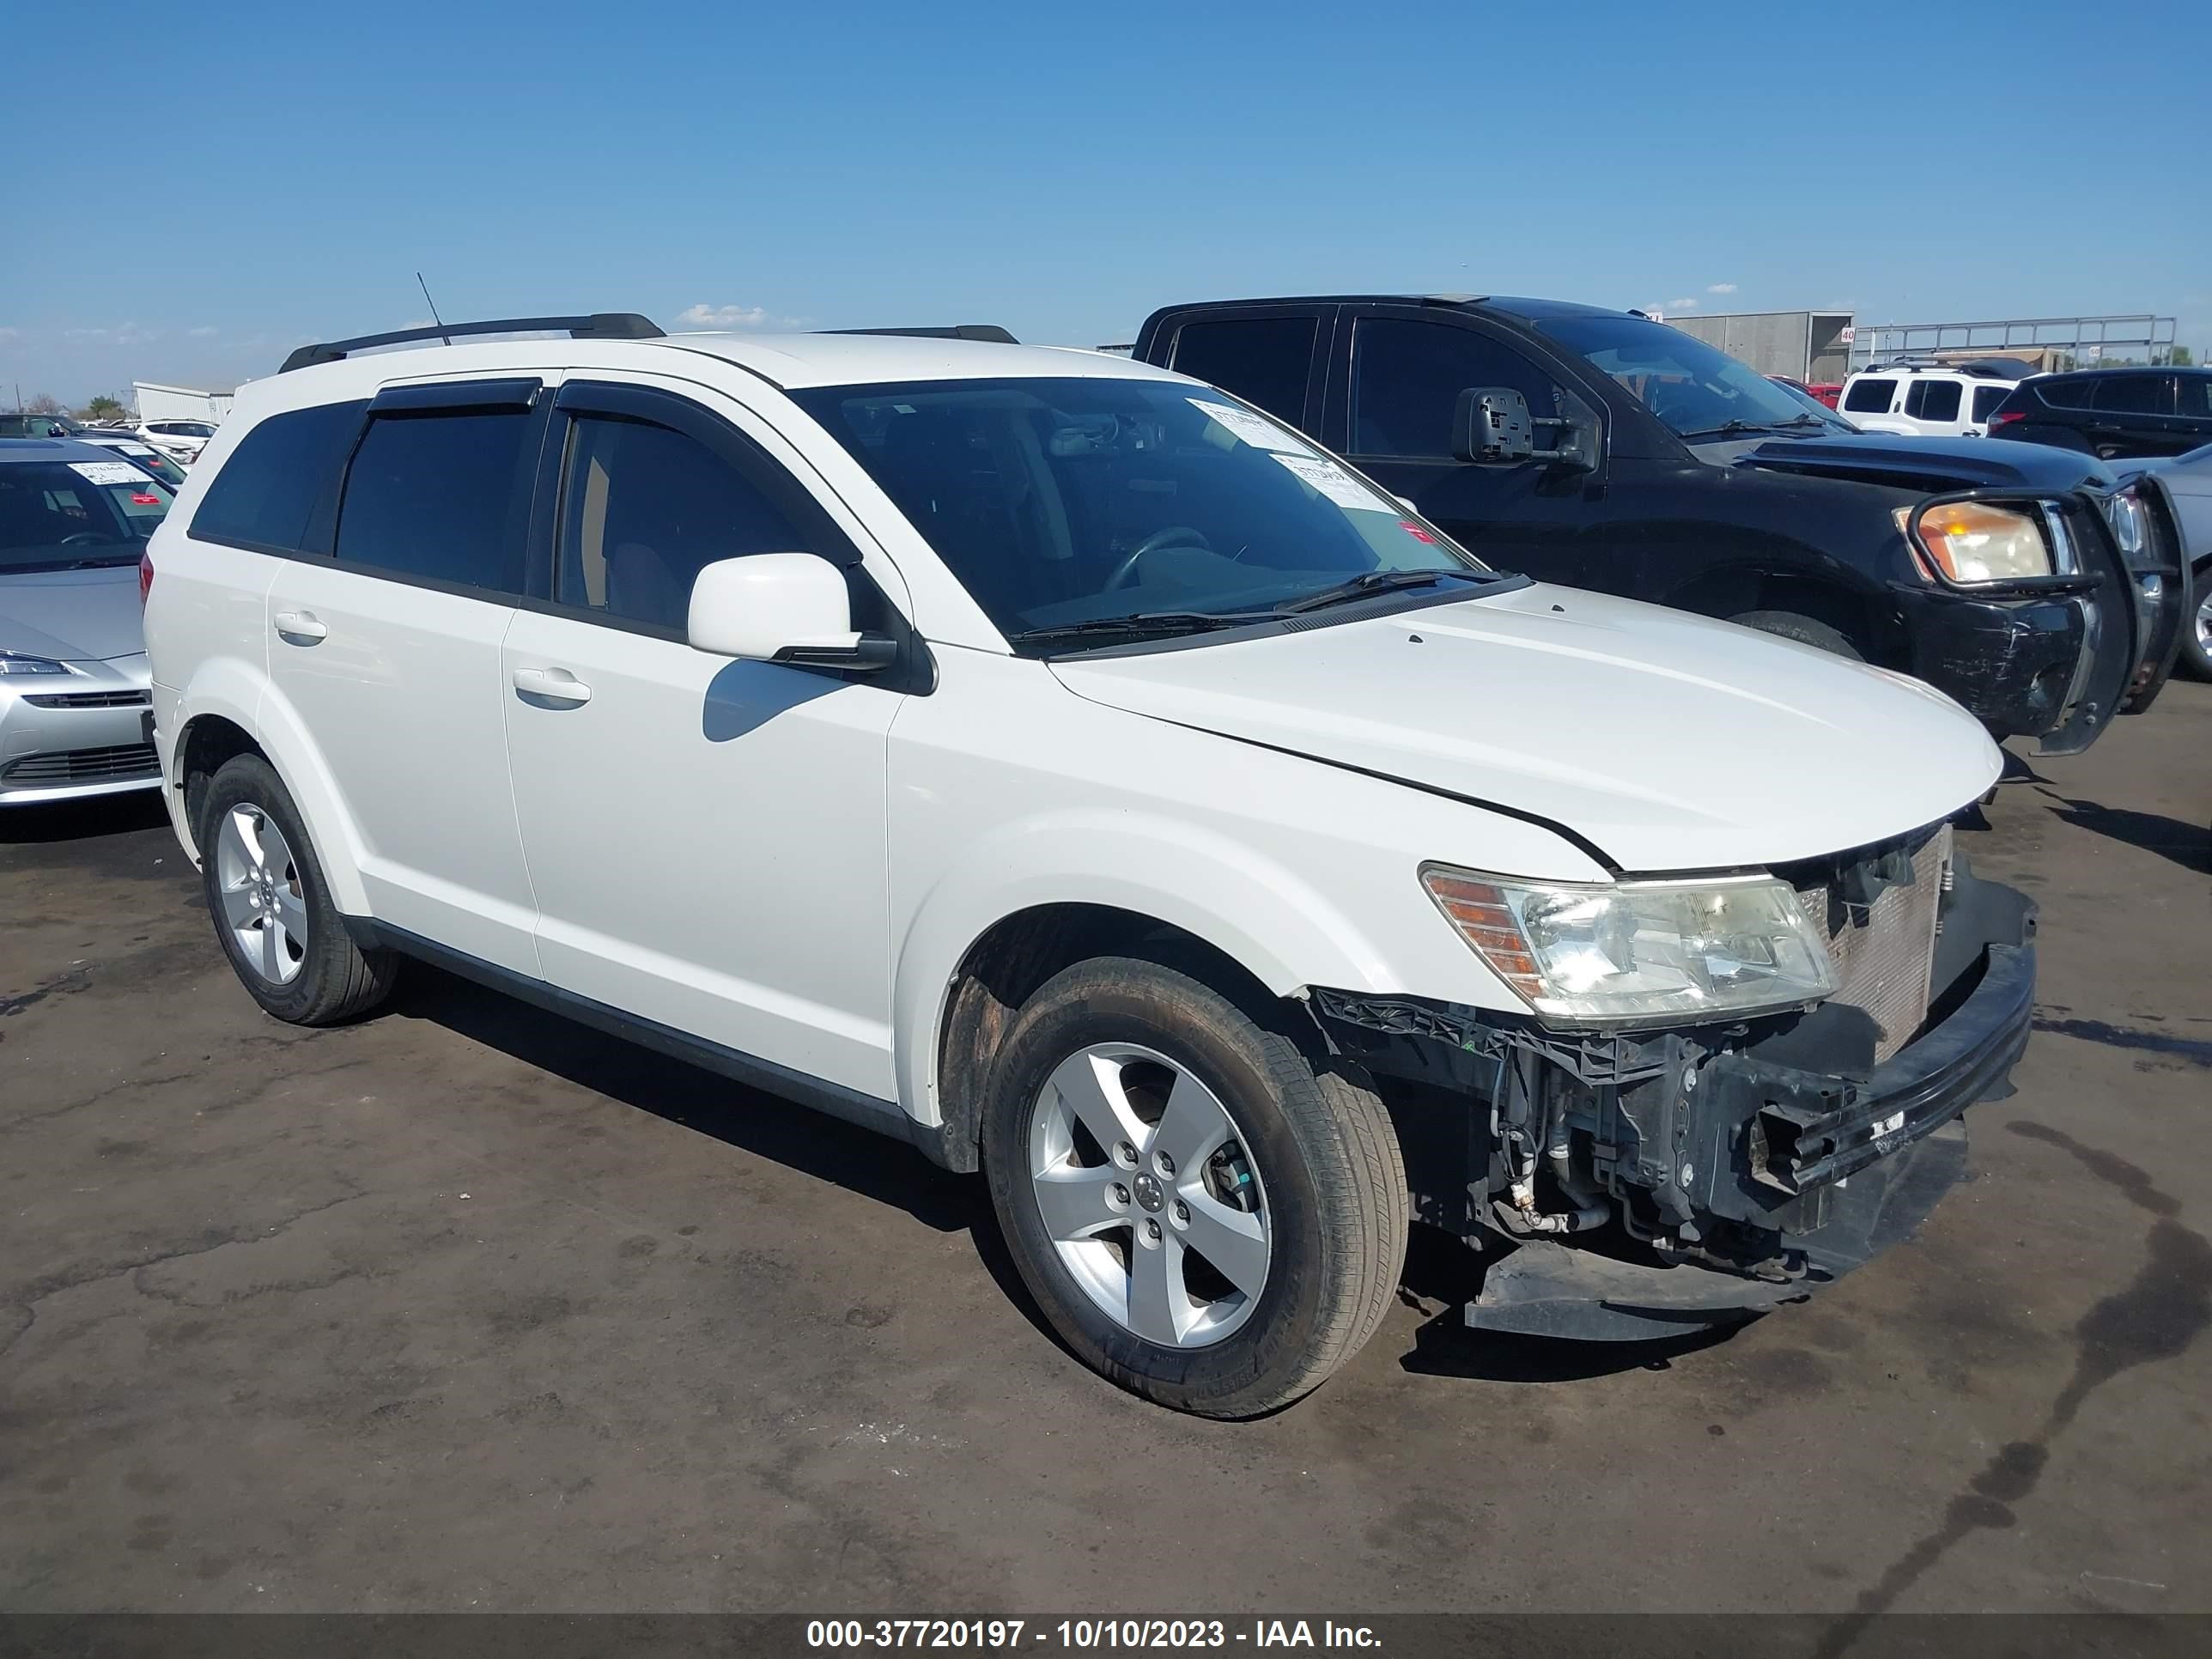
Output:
[
  {"xmin": 20, "ymin": 690, "xmax": 152, "ymax": 709},
  {"xmin": 1784, "ymin": 823, "xmax": 1951, "ymax": 1064},
  {"xmin": 0, "ymin": 742, "xmax": 160, "ymax": 785}
]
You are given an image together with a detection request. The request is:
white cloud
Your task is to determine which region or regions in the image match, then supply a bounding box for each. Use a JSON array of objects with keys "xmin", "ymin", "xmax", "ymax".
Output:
[
  {"xmin": 1707, "ymin": 282, "xmax": 1738, "ymax": 295},
  {"xmin": 0, "ymin": 325, "xmax": 17, "ymax": 342},
  {"xmin": 64, "ymin": 322, "xmax": 161, "ymax": 347},
  {"xmin": 1667, "ymin": 296, "xmax": 1698, "ymax": 310},
  {"xmin": 674, "ymin": 301, "xmax": 799, "ymax": 329},
  {"xmin": 188, "ymin": 325, "xmax": 219, "ymax": 338}
]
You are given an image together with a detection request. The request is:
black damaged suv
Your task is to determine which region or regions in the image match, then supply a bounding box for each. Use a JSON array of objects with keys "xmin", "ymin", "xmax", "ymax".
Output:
[{"xmin": 1133, "ymin": 296, "xmax": 2190, "ymax": 751}]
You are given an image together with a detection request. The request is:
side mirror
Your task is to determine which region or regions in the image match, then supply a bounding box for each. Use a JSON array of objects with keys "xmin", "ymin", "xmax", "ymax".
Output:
[
  {"xmin": 687, "ymin": 552, "xmax": 896, "ymax": 671},
  {"xmin": 1452, "ymin": 386, "xmax": 1601, "ymax": 475},
  {"xmin": 1454, "ymin": 388, "xmax": 1533, "ymax": 464}
]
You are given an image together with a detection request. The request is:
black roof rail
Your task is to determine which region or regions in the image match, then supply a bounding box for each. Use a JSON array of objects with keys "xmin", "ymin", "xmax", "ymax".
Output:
[
  {"xmin": 279, "ymin": 313, "xmax": 665, "ymax": 374},
  {"xmin": 821, "ymin": 325, "xmax": 1018, "ymax": 343}
]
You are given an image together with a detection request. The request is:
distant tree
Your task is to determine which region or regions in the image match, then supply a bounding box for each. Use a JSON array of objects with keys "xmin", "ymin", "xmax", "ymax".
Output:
[
  {"xmin": 81, "ymin": 394, "xmax": 128, "ymax": 422},
  {"xmin": 25, "ymin": 392, "xmax": 63, "ymax": 415},
  {"xmin": 2172, "ymin": 346, "xmax": 2194, "ymax": 367}
]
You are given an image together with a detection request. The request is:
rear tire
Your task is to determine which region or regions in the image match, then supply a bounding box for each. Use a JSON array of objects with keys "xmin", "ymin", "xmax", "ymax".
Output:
[
  {"xmin": 197, "ymin": 754, "xmax": 397, "ymax": 1025},
  {"xmin": 1731, "ymin": 609, "xmax": 1865, "ymax": 661},
  {"xmin": 2179, "ymin": 568, "xmax": 2212, "ymax": 683},
  {"xmin": 981, "ymin": 956, "xmax": 1407, "ymax": 1418}
]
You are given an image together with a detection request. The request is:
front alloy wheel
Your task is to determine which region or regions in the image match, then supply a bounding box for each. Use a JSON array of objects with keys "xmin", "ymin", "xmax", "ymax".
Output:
[{"xmin": 1030, "ymin": 1043, "xmax": 1271, "ymax": 1348}]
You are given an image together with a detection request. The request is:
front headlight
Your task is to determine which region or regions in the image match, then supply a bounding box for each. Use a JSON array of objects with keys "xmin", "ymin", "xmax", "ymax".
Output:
[
  {"xmin": 1897, "ymin": 501, "xmax": 2054, "ymax": 583},
  {"xmin": 1421, "ymin": 866, "xmax": 1838, "ymax": 1026},
  {"xmin": 2106, "ymin": 488, "xmax": 2148, "ymax": 558},
  {"xmin": 0, "ymin": 652, "xmax": 73, "ymax": 678}
]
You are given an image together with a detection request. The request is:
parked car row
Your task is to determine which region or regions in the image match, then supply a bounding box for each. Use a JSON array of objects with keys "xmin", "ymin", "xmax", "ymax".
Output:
[
  {"xmin": 0, "ymin": 410, "xmax": 219, "ymax": 468},
  {"xmin": 113, "ymin": 303, "xmax": 2191, "ymax": 1418}
]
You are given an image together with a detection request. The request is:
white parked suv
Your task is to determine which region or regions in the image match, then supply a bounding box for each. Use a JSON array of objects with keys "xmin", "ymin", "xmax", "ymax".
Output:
[
  {"xmin": 137, "ymin": 418, "xmax": 219, "ymax": 466},
  {"xmin": 142, "ymin": 312, "xmax": 2039, "ymax": 1415},
  {"xmin": 1837, "ymin": 360, "xmax": 2027, "ymax": 439}
]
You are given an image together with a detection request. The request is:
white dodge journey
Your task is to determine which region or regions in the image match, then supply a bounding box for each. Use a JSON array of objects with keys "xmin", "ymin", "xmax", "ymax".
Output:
[{"xmin": 142, "ymin": 313, "xmax": 2037, "ymax": 1416}]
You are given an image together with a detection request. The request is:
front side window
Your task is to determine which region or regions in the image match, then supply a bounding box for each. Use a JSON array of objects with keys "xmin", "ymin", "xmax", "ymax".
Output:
[
  {"xmin": 1168, "ymin": 317, "xmax": 1318, "ymax": 427},
  {"xmin": 794, "ymin": 376, "xmax": 1486, "ymax": 645},
  {"xmin": 1905, "ymin": 380, "xmax": 1962, "ymax": 422},
  {"xmin": 192, "ymin": 400, "xmax": 365, "ymax": 553},
  {"xmin": 2093, "ymin": 375, "xmax": 2170, "ymax": 415},
  {"xmin": 1534, "ymin": 314, "xmax": 1850, "ymax": 440},
  {"xmin": 334, "ymin": 407, "xmax": 535, "ymax": 592},
  {"xmin": 0, "ymin": 460, "xmax": 173, "ymax": 571},
  {"xmin": 151, "ymin": 421, "xmax": 216, "ymax": 439},
  {"xmin": 2178, "ymin": 377, "xmax": 2212, "ymax": 420},
  {"xmin": 556, "ymin": 414, "xmax": 815, "ymax": 632},
  {"xmin": 1350, "ymin": 319, "xmax": 1558, "ymax": 459}
]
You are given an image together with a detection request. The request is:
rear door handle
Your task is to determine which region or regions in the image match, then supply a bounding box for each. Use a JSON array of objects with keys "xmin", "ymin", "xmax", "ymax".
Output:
[
  {"xmin": 512, "ymin": 665, "xmax": 592, "ymax": 707},
  {"xmin": 273, "ymin": 609, "xmax": 327, "ymax": 644}
]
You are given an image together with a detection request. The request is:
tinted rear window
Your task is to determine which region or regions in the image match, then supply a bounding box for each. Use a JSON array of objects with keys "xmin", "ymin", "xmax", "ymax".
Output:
[
  {"xmin": 1843, "ymin": 377, "xmax": 1895, "ymax": 413},
  {"xmin": 1169, "ymin": 316, "xmax": 1318, "ymax": 425},
  {"xmin": 334, "ymin": 408, "xmax": 536, "ymax": 592},
  {"xmin": 1972, "ymin": 386, "xmax": 2010, "ymax": 422},
  {"xmin": 1905, "ymin": 380, "xmax": 1962, "ymax": 422},
  {"xmin": 191, "ymin": 401, "xmax": 366, "ymax": 553},
  {"xmin": 2179, "ymin": 376, "xmax": 2211, "ymax": 420},
  {"xmin": 2094, "ymin": 375, "xmax": 2170, "ymax": 415},
  {"xmin": 2038, "ymin": 378, "xmax": 2098, "ymax": 410}
]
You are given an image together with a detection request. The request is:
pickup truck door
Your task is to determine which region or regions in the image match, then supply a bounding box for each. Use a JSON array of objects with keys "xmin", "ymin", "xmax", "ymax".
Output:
[{"xmin": 1328, "ymin": 306, "xmax": 1601, "ymax": 587}]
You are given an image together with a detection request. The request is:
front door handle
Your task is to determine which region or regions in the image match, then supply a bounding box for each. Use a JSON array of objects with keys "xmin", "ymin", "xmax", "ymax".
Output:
[
  {"xmin": 512, "ymin": 665, "xmax": 593, "ymax": 707},
  {"xmin": 273, "ymin": 609, "xmax": 327, "ymax": 644}
]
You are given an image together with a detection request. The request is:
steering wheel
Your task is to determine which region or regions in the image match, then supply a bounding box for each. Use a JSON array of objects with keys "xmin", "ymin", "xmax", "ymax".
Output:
[
  {"xmin": 1103, "ymin": 525, "xmax": 1211, "ymax": 592},
  {"xmin": 60, "ymin": 532, "xmax": 111, "ymax": 547}
]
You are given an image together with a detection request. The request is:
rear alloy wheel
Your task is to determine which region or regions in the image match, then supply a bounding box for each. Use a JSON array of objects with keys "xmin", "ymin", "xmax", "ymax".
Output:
[
  {"xmin": 983, "ymin": 957, "xmax": 1407, "ymax": 1417},
  {"xmin": 2179, "ymin": 573, "xmax": 2212, "ymax": 683},
  {"xmin": 198, "ymin": 753, "xmax": 397, "ymax": 1025}
]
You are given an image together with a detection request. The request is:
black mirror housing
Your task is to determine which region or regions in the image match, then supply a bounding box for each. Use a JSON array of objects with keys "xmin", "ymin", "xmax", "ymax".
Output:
[
  {"xmin": 1454, "ymin": 388, "xmax": 1534, "ymax": 464},
  {"xmin": 1453, "ymin": 386, "xmax": 1599, "ymax": 476}
]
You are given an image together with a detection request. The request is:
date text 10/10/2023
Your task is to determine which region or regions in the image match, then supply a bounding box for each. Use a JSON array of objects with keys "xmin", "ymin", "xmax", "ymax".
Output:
[{"xmin": 805, "ymin": 1621, "xmax": 1382, "ymax": 1649}]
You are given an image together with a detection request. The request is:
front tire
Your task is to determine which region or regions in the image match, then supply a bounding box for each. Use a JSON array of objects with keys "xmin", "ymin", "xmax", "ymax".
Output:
[
  {"xmin": 981, "ymin": 957, "xmax": 1407, "ymax": 1418},
  {"xmin": 1731, "ymin": 608, "xmax": 1865, "ymax": 661},
  {"xmin": 198, "ymin": 753, "xmax": 397, "ymax": 1025}
]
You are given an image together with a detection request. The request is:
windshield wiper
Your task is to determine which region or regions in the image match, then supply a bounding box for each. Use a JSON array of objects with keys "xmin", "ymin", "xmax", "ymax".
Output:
[
  {"xmin": 1680, "ymin": 416, "xmax": 1829, "ymax": 441},
  {"xmin": 1006, "ymin": 611, "xmax": 1276, "ymax": 648},
  {"xmin": 1275, "ymin": 568, "xmax": 1489, "ymax": 615}
]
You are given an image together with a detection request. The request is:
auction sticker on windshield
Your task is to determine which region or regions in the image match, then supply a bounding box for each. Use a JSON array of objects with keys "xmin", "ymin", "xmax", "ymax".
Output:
[
  {"xmin": 1188, "ymin": 398, "xmax": 1306, "ymax": 453},
  {"xmin": 69, "ymin": 461, "xmax": 152, "ymax": 486},
  {"xmin": 1271, "ymin": 452, "xmax": 1382, "ymax": 510}
]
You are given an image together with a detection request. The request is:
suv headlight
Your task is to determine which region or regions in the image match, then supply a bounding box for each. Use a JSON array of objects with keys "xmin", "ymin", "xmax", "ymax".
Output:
[
  {"xmin": 1421, "ymin": 866, "xmax": 1838, "ymax": 1026},
  {"xmin": 0, "ymin": 652, "xmax": 73, "ymax": 678},
  {"xmin": 2106, "ymin": 488, "xmax": 2148, "ymax": 558},
  {"xmin": 1896, "ymin": 501, "xmax": 2054, "ymax": 583}
]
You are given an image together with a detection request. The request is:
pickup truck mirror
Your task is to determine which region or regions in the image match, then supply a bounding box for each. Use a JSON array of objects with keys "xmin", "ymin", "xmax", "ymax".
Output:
[
  {"xmin": 688, "ymin": 552, "xmax": 896, "ymax": 672},
  {"xmin": 1453, "ymin": 386, "xmax": 1600, "ymax": 476}
]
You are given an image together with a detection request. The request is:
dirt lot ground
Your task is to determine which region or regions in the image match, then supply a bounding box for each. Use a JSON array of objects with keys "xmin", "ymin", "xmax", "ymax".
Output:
[{"xmin": 3, "ymin": 685, "xmax": 2207, "ymax": 1616}]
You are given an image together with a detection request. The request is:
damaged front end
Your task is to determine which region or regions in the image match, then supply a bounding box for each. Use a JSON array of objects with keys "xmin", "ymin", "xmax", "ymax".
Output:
[{"xmin": 1312, "ymin": 825, "xmax": 2036, "ymax": 1340}]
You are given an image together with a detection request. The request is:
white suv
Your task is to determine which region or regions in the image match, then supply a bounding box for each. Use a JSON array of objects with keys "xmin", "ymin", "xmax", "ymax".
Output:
[
  {"xmin": 1838, "ymin": 360, "xmax": 2025, "ymax": 439},
  {"xmin": 142, "ymin": 313, "xmax": 2039, "ymax": 1415}
]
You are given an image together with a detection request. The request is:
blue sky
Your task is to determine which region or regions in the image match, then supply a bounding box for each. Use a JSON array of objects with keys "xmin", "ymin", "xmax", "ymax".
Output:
[{"xmin": 6, "ymin": 0, "xmax": 2207, "ymax": 404}]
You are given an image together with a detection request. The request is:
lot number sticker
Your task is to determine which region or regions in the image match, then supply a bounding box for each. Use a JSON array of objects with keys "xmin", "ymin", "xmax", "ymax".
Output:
[{"xmin": 70, "ymin": 461, "xmax": 152, "ymax": 487}]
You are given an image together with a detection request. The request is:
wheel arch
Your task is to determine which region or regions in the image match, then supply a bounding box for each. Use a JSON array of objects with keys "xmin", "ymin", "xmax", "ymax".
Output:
[
  {"xmin": 1665, "ymin": 561, "xmax": 1894, "ymax": 663},
  {"xmin": 171, "ymin": 672, "xmax": 371, "ymax": 914},
  {"xmin": 890, "ymin": 816, "xmax": 1408, "ymax": 1171}
]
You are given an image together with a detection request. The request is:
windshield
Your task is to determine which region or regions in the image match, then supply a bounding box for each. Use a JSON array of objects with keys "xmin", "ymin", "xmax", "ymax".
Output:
[
  {"xmin": 99, "ymin": 443, "xmax": 189, "ymax": 488},
  {"xmin": 0, "ymin": 414, "xmax": 86, "ymax": 438},
  {"xmin": 794, "ymin": 377, "xmax": 1488, "ymax": 642},
  {"xmin": 0, "ymin": 459, "xmax": 174, "ymax": 571},
  {"xmin": 1534, "ymin": 315, "xmax": 1852, "ymax": 441}
]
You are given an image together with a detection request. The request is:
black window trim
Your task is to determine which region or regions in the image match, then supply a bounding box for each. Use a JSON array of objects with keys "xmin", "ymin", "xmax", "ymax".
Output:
[
  {"xmin": 526, "ymin": 380, "xmax": 934, "ymax": 692},
  {"xmin": 368, "ymin": 377, "xmax": 543, "ymax": 414},
  {"xmin": 1163, "ymin": 304, "xmax": 1332, "ymax": 434}
]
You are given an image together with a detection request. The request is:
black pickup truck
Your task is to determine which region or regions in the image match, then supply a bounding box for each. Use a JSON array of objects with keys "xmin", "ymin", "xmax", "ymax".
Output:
[{"xmin": 1132, "ymin": 295, "xmax": 2191, "ymax": 751}]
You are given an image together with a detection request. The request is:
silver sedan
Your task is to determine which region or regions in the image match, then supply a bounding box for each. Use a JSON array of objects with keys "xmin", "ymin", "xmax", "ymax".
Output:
[{"xmin": 1, "ymin": 437, "xmax": 172, "ymax": 805}]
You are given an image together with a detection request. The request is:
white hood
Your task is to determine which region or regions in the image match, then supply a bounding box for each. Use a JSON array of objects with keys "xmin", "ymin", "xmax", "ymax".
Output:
[{"xmin": 1050, "ymin": 583, "xmax": 2002, "ymax": 874}]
